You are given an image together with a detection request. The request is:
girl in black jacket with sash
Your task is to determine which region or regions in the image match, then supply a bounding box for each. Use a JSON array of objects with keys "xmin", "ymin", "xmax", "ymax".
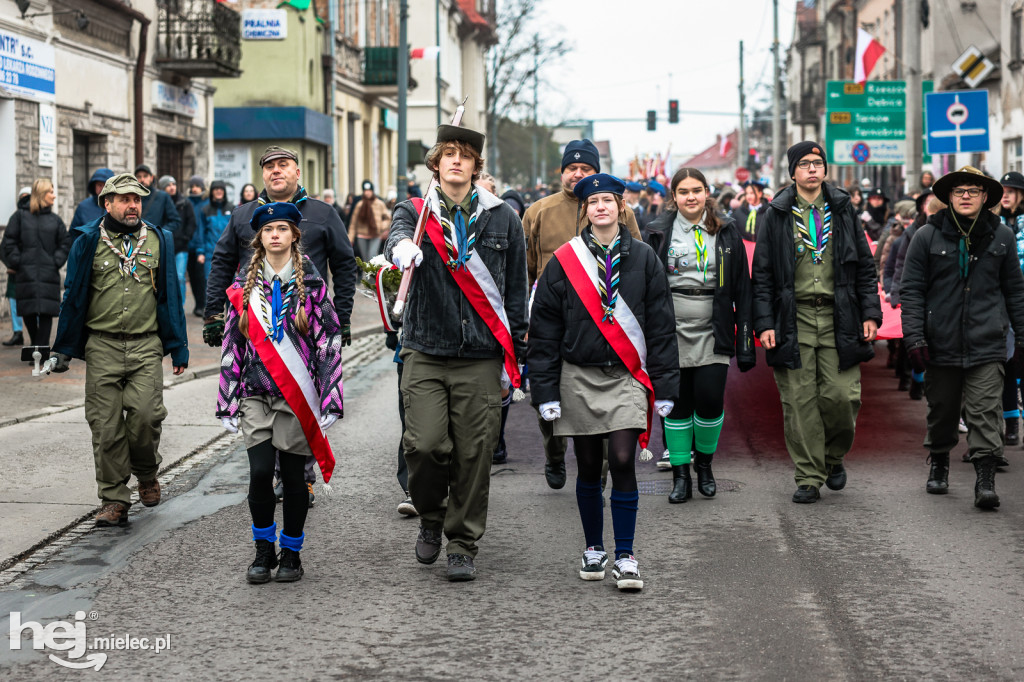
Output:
[
  {"xmin": 528, "ymin": 173, "xmax": 678, "ymax": 591},
  {"xmin": 644, "ymin": 167, "xmax": 755, "ymax": 504}
]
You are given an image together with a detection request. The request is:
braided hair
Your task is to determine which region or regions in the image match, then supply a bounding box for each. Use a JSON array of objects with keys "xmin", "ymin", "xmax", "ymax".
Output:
[{"xmin": 238, "ymin": 222, "xmax": 309, "ymax": 340}]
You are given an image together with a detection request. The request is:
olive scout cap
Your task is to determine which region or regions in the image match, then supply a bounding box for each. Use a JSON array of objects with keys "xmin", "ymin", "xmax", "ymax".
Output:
[
  {"xmin": 99, "ymin": 173, "xmax": 150, "ymax": 200},
  {"xmin": 259, "ymin": 145, "xmax": 299, "ymax": 167}
]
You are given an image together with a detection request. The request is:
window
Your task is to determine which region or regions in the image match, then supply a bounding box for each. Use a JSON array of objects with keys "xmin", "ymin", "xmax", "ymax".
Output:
[
  {"xmin": 1005, "ymin": 138, "xmax": 1022, "ymax": 173},
  {"xmin": 156, "ymin": 137, "xmax": 186, "ymax": 185}
]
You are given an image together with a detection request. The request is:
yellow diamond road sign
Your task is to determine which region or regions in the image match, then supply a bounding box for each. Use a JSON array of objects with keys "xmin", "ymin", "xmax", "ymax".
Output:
[{"xmin": 953, "ymin": 45, "xmax": 995, "ymax": 89}]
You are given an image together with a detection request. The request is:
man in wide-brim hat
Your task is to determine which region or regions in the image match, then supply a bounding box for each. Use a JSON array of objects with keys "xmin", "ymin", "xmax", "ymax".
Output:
[{"xmin": 900, "ymin": 165, "xmax": 1024, "ymax": 509}]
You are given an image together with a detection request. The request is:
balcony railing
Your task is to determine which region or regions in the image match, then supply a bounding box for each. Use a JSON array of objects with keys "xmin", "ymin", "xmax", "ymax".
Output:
[
  {"xmin": 363, "ymin": 46, "xmax": 398, "ymax": 86},
  {"xmin": 155, "ymin": 0, "xmax": 242, "ymax": 78}
]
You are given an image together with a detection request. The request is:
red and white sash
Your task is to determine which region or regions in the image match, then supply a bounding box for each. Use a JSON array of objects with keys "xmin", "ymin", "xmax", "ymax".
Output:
[
  {"xmin": 554, "ymin": 236, "xmax": 656, "ymax": 456},
  {"xmin": 227, "ymin": 284, "xmax": 336, "ymax": 483},
  {"xmin": 375, "ymin": 264, "xmax": 399, "ymax": 332},
  {"xmin": 411, "ymin": 197, "xmax": 521, "ymax": 390}
]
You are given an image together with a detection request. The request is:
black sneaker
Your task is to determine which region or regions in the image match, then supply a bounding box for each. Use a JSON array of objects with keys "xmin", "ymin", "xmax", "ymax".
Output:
[
  {"xmin": 415, "ymin": 527, "xmax": 443, "ymax": 564},
  {"xmin": 825, "ymin": 463, "xmax": 847, "ymax": 490},
  {"xmin": 246, "ymin": 539, "xmax": 278, "ymax": 584},
  {"xmin": 579, "ymin": 546, "xmax": 608, "ymax": 581},
  {"xmin": 792, "ymin": 485, "xmax": 820, "ymax": 503},
  {"xmin": 611, "ymin": 553, "xmax": 643, "ymax": 591},
  {"xmin": 446, "ymin": 553, "xmax": 476, "ymax": 581},
  {"xmin": 656, "ymin": 450, "xmax": 671, "ymax": 471},
  {"xmin": 492, "ymin": 446, "xmax": 508, "ymax": 465},
  {"xmin": 275, "ymin": 547, "xmax": 303, "ymax": 582}
]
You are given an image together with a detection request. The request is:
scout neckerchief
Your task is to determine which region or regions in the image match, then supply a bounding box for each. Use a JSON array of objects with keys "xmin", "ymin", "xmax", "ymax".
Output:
[
  {"xmin": 99, "ymin": 222, "xmax": 148, "ymax": 282},
  {"xmin": 257, "ymin": 186, "xmax": 309, "ymax": 208},
  {"xmin": 412, "ymin": 195, "xmax": 522, "ymax": 396},
  {"xmin": 680, "ymin": 211, "xmax": 710, "ymax": 283},
  {"xmin": 226, "ymin": 280, "xmax": 335, "ymax": 484},
  {"xmin": 553, "ymin": 236, "xmax": 657, "ymax": 461},
  {"xmin": 745, "ymin": 206, "xmax": 759, "ymax": 236},
  {"xmin": 436, "ymin": 186, "xmax": 478, "ymax": 270},
  {"xmin": 255, "ymin": 259, "xmax": 296, "ymax": 343},
  {"xmin": 950, "ymin": 210, "xmax": 981, "ymax": 280},
  {"xmin": 791, "ymin": 198, "xmax": 831, "ymax": 264},
  {"xmin": 582, "ymin": 226, "xmax": 621, "ymax": 322}
]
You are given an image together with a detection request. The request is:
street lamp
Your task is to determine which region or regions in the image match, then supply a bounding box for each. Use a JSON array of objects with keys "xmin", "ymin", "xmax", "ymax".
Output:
[{"xmin": 16, "ymin": 2, "xmax": 90, "ymax": 30}]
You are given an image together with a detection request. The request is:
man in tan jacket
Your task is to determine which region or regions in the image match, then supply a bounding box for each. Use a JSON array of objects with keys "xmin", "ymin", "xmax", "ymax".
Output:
[{"xmin": 523, "ymin": 139, "xmax": 642, "ymax": 489}]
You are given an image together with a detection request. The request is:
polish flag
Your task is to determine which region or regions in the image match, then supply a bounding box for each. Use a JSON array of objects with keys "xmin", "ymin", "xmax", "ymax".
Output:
[
  {"xmin": 719, "ymin": 136, "xmax": 733, "ymax": 158},
  {"xmin": 410, "ymin": 46, "xmax": 440, "ymax": 60},
  {"xmin": 854, "ymin": 28, "xmax": 885, "ymax": 84}
]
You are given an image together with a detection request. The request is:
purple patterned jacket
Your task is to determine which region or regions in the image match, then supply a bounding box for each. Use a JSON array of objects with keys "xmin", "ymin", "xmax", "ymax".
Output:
[{"xmin": 216, "ymin": 256, "xmax": 344, "ymax": 419}]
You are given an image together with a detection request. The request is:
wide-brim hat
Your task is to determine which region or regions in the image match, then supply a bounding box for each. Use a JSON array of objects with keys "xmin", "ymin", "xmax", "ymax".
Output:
[
  {"xmin": 915, "ymin": 190, "xmax": 933, "ymax": 214},
  {"xmin": 435, "ymin": 124, "xmax": 485, "ymax": 156},
  {"xmin": 933, "ymin": 166, "xmax": 1003, "ymax": 209}
]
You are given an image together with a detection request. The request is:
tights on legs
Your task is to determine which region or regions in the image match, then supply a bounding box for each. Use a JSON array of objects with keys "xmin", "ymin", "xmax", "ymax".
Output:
[
  {"xmin": 574, "ymin": 429, "xmax": 641, "ymax": 557},
  {"xmin": 247, "ymin": 440, "xmax": 309, "ymax": 538},
  {"xmin": 22, "ymin": 314, "xmax": 53, "ymax": 347}
]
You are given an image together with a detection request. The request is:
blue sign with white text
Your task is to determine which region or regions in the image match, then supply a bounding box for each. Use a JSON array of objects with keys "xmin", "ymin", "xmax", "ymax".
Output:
[{"xmin": 925, "ymin": 90, "xmax": 989, "ymax": 155}]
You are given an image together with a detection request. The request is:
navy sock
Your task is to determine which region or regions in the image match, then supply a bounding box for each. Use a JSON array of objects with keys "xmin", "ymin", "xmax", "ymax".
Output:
[
  {"xmin": 609, "ymin": 489, "xmax": 639, "ymax": 557},
  {"xmin": 575, "ymin": 478, "xmax": 603, "ymax": 549}
]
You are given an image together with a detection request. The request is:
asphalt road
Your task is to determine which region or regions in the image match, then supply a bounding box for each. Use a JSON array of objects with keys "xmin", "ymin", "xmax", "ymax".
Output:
[{"xmin": 4, "ymin": 346, "xmax": 1024, "ymax": 679}]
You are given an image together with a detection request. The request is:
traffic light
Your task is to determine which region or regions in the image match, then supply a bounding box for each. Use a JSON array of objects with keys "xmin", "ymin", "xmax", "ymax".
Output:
[
  {"xmin": 747, "ymin": 148, "xmax": 759, "ymax": 171},
  {"xmin": 647, "ymin": 110, "xmax": 656, "ymax": 131},
  {"xmin": 668, "ymin": 100, "xmax": 679, "ymax": 124}
]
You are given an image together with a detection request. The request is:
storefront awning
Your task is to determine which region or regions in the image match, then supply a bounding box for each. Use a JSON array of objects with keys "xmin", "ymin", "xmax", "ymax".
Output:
[{"xmin": 214, "ymin": 107, "xmax": 332, "ymax": 146}]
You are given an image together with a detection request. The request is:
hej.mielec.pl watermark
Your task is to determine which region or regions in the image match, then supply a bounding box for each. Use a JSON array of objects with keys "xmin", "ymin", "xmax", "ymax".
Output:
[{"xmin": 9, "ymin": 610, "xmax": 171, "ymax": 671}]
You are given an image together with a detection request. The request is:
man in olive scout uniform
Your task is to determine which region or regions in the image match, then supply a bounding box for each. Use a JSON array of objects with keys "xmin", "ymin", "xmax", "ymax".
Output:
[
  {"xmin": 752, "ymin": 142, "xmax": 881, "ymax": 503},
  {"xmin": 52, "ymin": 174, "xmax": 189, "ymax": 527},
  {"xmin": 385, "ymin": 125, "xmax": 528, "ymax": 581}
]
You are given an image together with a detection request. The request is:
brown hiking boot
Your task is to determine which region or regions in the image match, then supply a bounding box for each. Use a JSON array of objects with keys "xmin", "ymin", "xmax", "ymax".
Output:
[
  {"xmin": 94, "ymin": 502, "xmax": 129, "ymax": 527},
  {"xmin": 138, "ymin": 479, "xmax": 161, "ymax": 507}
]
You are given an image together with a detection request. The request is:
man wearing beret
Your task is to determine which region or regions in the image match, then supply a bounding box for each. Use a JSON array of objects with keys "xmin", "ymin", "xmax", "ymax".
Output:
[
  {"xmin": 51, "ymin": 173, "xmax": 189, "ymax": 527},
  {"xmin": 134, "ymin": 164, "xmax": 181, "ymax": 238},
  {"xmin": 900, "ymin": 166, "xmax": 1024, "ymax": 508},
  {"xmin": 385, "ymin": 124, "xmax": 528, "ymax": 581},
  {"xmin": 752, "ymin": 141, "xmax": 881, "ymax": 503},
  {"xmin": 523, "ymin": 139, "xmax": 643, "ymax": 489}
]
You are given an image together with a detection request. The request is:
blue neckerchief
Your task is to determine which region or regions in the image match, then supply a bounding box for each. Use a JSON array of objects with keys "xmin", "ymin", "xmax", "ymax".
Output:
[{"xmin": 271, "ymin": 276, "xmax": 284, "ymax": 343}]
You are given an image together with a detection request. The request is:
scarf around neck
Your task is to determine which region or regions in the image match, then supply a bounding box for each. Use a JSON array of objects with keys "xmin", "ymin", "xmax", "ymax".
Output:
[
  {"xmin": 792, "ymin": 199, "xmax": 832, "ymax": 264},
  {"xmin": 99, "ymin": 218, "xmax": 147, "ymax": 282},
  {"xmin": 582, "ymin": 226, "xmax": 622, "ymax": 323},
  {"xmin": 255, "ymin": 258, "xmax": 296, "ymax": 343},
  {"xmin": 436, "ymin": 186, "xmax": 479, "ymax": 270}
]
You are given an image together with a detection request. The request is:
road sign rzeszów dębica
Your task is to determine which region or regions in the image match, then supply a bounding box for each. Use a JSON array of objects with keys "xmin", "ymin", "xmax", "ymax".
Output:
[
  {"xmin": 924, "ymin": 89, "xmax": 989, "ymax": 155},
  {"xmin": 825, "ymin": 80, "xmax": 933, "ymax": 166}
]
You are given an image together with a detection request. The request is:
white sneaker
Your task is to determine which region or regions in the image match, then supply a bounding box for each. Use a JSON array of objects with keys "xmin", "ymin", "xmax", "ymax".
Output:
[
  {"xmin": 612, "ymin": 554, "xmax": 644, "ymax": 591},
  {"xmin": 958, "ymin": 418, "xmax": 969, "ymax": 434},
  {"xmin": 579, "ymin": 546, "xmax": 608, "ymax": 581},
  {"xmin": 397, "ymin": 493, "xmax": 418, "ymax": 517},
  {"xmin": 656, "ymin": 450, "xmax": 672, "ymax": 470}
]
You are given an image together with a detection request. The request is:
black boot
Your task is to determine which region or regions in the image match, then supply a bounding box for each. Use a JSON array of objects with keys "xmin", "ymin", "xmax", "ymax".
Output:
[
  {"xmin": 973, "ymin": 456, "xmax": 1000, "ymax": 509},
  {"xmin": 668, "ymin": 464, "xmax": 692, "ymax": 504},
  {"xmin": 926, "ymin": 453, "xmax": 949, "ymax": 495},
  {"xmin": 246, "ymin": 539, "xmax": 278, "ymax": 584},
  {"xmin": 897, "ymin": 376, "xmax": 910, "ymax": 391},
  {"xmin": 2, "ymin": 331, "xmax": 23, "ymax": 347},
  {"xmin": 275, "ymin": 547, "xmax": 304, "ymax": 582},
  {"xmin": 1005, "ymin": 418, "xmax": 1019, "ymax": 446},
  {"xmin": 909, "ymin": 380, "xmax": 924, "ymax": 400},
  {"xmin": 694, "ymin": 451, "xmax": 716, "ymax": 497}
]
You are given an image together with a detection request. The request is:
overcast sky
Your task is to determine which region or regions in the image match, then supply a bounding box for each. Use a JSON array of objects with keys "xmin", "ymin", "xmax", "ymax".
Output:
[{"xmin": 531, "ymin": 0, "xmax": 798, "ymax": 176}]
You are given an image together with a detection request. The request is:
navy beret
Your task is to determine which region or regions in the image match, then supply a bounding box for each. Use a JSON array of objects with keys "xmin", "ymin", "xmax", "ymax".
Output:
[
  {"xmin": 624, "ymin": 181, "xmax": 644, "ymax": 192},
  {"xmin": 573, "ymin": 173, "xmax": 625, "ymax": 201},
  {"xmin": 250, "ymin": 202, "xmax": 302, "ymax": 232},
  {"xmin": 646, "ymin": 181, "xmax": 667, "ymax": 197}
]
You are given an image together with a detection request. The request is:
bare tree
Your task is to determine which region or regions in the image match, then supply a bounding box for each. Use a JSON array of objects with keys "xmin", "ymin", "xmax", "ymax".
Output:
[{"xmin": 485, "ymin": 0, "xmax": 571, "ymax": 179}]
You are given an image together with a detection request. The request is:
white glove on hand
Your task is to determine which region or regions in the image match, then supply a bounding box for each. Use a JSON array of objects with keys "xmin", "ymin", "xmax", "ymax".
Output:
[
  {"xmin": 539, "ymin": 401, "xmax": 561, "ymax": 422},
  {"xmin": 319, "ymin": 413, "xmax": 339, "ymax": 431},
  {"xmin": 860, "ymin": 210, "xmax": 872, "ymax": 224},
  {"xmin": 392, "ymin": 239, "xmax": 423, "ymax": 271},
  {"xmin": 221, "ymin": 416, "xmax": 239, "ymax": 433},
  {"xmin": 655, "ymin": 400, "xmax": 675, "ymax": 418}
]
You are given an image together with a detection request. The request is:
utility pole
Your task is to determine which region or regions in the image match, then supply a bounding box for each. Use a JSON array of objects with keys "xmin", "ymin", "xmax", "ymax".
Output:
[
  {"xmin": 903, "ymin": 0, "xmax": 922, "ymax": 193},
  {"xmin": 531, "ymin": 34, "xmax": 539, "ymax": 187},
  {"xmin": 738, "ymin": 40, "xmax": 746, "ymax": 173},
  {"xmin": 397, "ymin": 0, "xmax": 409, "ymax": 202},
  {"xmin": 771, "ymin": 0, "xmax": 782, "ymax": 189},
  {"xmin": 328, "ymin": 0, "xmax": 339, "ymax": 192}
]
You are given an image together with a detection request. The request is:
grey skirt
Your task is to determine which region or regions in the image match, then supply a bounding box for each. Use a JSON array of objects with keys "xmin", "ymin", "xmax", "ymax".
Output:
[
  {"xmin": 240, "ymin": 395, "xmax": 313, "ymax": 456},
  {"xmin": 553, "ymin": 362, "xmax": 648, "ymax": 437}
]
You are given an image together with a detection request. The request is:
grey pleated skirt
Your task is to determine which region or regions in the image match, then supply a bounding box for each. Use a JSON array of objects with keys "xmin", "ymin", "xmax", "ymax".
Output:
[
  {"xmin": 553, "ymin": 362, "xmax": 648, "ymax": 437},
  {"xmin": 240, "ymin": 394, "xmax": 313, "ymax": 456}
]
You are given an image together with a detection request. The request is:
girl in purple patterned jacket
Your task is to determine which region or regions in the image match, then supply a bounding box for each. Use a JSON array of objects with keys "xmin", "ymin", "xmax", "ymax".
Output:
[{"xmin": 216, "ymin": 202, "xmax": 343, "ymax": 584}]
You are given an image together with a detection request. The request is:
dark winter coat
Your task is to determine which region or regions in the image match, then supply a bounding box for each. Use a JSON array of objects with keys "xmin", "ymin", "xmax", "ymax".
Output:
[
  {"xmin": 899, "ymin": 209, "xmax": 1024, "ymax": 368},
  {"xmin": 204, "ymin": 187, "xmax": 357, "ymax": 325},
  {"xmin": 52, "ymin": 216, "xmax": 188, "ymax": 366},
  {"xmin": 527, "ymin": 225, "xmax": 680, "ymax": 405},
  {"xmin": 199, "ymin": 197, "xmax": 235, "ymax": 259},
  {"xmin": 751, "ymin": 183, "xmax": 882, "ymax": 371},
  {"xmin": 1, "ymin": 196, "xmax": 74, "ymax": 317},
  {"xmin": 889, "ymin": 212, "xmax": 927, "ymax": 307},
  {"xmin": 70, "ymin": 168, "xmax": 114, "ymax": 229},
  {"xmin": 645, "ymin": 210, "xmax": 756, "ymax": 370},
  {"xmin": 140, "ymin": 187, "xmax": 181, "ymax": 236},
  {"xmin": 384, "ymin": 188, "xmax": 529, "ymax": 362},
  {"xmin": 171, "ymin": 193, "xmax": 197, "ymax": 254}
]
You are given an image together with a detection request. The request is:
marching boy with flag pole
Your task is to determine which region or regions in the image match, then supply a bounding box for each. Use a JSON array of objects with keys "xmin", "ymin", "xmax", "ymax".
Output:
[
  {"xmin": 385, "ymin": 123, "xmax": 529, "ymax": 582},
  {"xmin": 216, "ymin": 202, "xmax": 344, "ymax": 584},
  {"xmin": 527, "ymin": 173, "xmax": 679, "ymax": 591}
]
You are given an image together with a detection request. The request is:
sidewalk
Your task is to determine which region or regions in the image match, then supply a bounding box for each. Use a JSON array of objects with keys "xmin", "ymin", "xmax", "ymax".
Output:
[{"xmin": 0, "ymin": 284, "xmax": 386, "ymax": 564}]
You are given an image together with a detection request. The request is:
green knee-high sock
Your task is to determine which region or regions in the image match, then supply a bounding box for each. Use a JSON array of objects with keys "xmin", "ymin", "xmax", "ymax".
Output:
[
  {"xmin": 693, "ymin": 412, "xmax": 725, "ymax": 454},
  {"xmin": 664, "ymin": 417, "xmax": 693, "ymax": 465}
]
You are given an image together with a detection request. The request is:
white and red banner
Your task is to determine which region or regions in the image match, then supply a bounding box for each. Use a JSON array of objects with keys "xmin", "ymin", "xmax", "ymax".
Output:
[
  {"xmin": 410, "ymin": 46, "xmax": 440, "ymax": 60},
  {"xmin": 855, "ymin": 28, "xmax": 886, "ymax": 84}
]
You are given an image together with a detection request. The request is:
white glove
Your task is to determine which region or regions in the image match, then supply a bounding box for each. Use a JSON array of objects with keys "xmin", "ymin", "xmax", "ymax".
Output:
[
  {"xmin": 221, "ymin": 416, "xmax": 239, "ymax": 433},
  {"xmin": 392, "ymin": 239, "xmax": 423, "ymax": 271},
  {"xmin": 539, "ymin": 401, "xmax": 561, "ymax": 422},
  {"xmin": 654, "ymin": 400, "xmax": 674, "ymax": 418},
  {"xmin": 319, "ymin": 413, "xmax": 339, "ymax": 431},
  {"xmin": 860, "ymin": 210, "xmax": 872, "ymax": 224}
]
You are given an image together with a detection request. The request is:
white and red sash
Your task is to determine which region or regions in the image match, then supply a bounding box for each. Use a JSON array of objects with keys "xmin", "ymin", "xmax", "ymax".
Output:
[
  {"xmin": 375, "ymin": 264, "xmax": 399, "ymax": 332},
  {"xmin": 411, "ymin": 197, "xmax": 521, "ymax": 390},
  {"xmin": 554, "ymin": 236, "xmax": 656, "ymax": 455},
  {"xmin": 227, "ymin": 284, "xmax": 336, "ymax": 483}
]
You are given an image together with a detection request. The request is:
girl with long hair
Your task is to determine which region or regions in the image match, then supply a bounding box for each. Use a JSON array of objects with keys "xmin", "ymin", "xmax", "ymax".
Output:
[
  {"xmin": 644, "ymin": 167, "xmax": 755, "ymax": 504},
  {"xmin": 528, "ymin": 173, "xmax": 678, "ymax": 591},
  {"xmin": 239, "ymin": 183, "xmax": 258, "ymax": 205},
  {"xmin": 348, "ymin": 180, "xmax": 391, "ymax": 258},
  {"xmin": 216, "ymin": 202, "xmax": 344, "ymax": 584}
]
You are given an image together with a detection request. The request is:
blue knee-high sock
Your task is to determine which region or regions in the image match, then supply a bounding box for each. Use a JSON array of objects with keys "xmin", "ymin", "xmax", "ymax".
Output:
[
  {"xmin": 252, "ymin": 523, "xmax": 277, "ymax": 543},
  {"xmin": 279, "ymin": 531, "xmax": 304, "ymax": 552},
  {"xmin": 912, "ymin": 370, "xmax": 925, "ymax": 383},
  {"xmin": 609, "ymin": 489, "xmax": 639, "ymax": 558},
  {"xmin": 575, "ymin": 479, "xmax": 603, "ymax": 549}
]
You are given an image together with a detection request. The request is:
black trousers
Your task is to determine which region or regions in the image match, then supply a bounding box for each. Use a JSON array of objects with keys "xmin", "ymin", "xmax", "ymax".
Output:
[
  {"xmin": 22, "ymin": 314, "xmax": 52, "ymax": 347},
  {"xmin": 187, "ymin": 248, "xmax": 206, "ymax": 311}
]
